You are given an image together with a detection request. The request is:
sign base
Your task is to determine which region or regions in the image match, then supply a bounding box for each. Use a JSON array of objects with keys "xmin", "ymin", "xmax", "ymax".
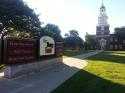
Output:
[{"xmin": 4, "ymin": 57, "xmax": 63, "ymax": 78}]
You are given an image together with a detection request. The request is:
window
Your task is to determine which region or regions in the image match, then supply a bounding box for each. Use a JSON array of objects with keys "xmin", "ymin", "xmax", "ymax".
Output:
[
  {"xmin": 115, "ymin": 38, "xmax": 118, "ymax": 42},
  {"xmin": 115, "ymin": 45, "xmax": 118, "ymax": 49},
  {"xmin": 110, "ymin": 45, "xmax": 113, "ymax": 49},
  {"xmin": 101, "ymin": 26, "xmax": 104, "ymax": 30},
  {"xmin": 119, "ymin": 45, "xmax": 122, "ymax": 49},
  {"xmin": 110, "ymin": 38, "xmax": 113, "ymax": 42},
  {"xmin": 101, "ymin": 31, "xmax": 104, "ymax": 35},
  {"xmin": 123, "ymin": 40, "xmax": 125, "ymax": 44}
]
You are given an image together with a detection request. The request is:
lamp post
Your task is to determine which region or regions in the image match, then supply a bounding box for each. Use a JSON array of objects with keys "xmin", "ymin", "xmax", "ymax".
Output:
[
  {"xmin": 0, "ymin": 22, "xmax": 3, "ymax": 39},
  {"xmin": 0, "ymin": 22, "xmax": 8, "ymax": 39},
  {"xmin": 0, "ymin": 22, "xmax": 3, "ymax": 64}
]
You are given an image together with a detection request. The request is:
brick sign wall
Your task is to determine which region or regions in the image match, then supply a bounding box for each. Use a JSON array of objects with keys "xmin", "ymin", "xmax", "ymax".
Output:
[
  {"xmin": 55, "ymin": 42, "xmax": 63, "ymax": 56},
  {"xmin": 0, "ymin": 39, "xmax": 2, "ymax": 64},
  {"xmin": 3, "ymin": 38, "xmax": 36, "ymax": 64}
]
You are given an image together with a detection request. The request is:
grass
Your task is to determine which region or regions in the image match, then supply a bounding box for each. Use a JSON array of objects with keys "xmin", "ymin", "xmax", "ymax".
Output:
[
  {"xmin": 0, "ymin": 64, "xmax": 5, "ymax": 72},
  {"xmin": 52, "ymin": 51, "xmax": 125, "ymax": 93},
  {"xmin": 63, "ymin": 50, "xmax": 93, "ymax": 57}
]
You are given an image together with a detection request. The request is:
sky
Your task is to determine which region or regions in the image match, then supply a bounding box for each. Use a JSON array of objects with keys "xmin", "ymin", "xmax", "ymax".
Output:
[{"xmin": 24, "ymin": 0, "xmax": 125, "ymax": 39}]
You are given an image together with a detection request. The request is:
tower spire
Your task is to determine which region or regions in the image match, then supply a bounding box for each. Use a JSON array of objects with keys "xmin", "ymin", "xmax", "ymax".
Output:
[
  {"xmin": 96, "ymin": 0, "xmax": 110, "ymax": 50},
  {"xmin": 101, "ymin": 0, "xmax": 105, "ymax": 9},
  {"xmin": 102, "ymin": 0, "xmax": 104, "ymax": 6}
]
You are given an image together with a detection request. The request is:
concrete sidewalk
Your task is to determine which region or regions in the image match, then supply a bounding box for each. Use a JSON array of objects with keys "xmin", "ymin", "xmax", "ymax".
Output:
[{"xmin": 0, "ymin": 50, "xmax": 102, "ymax": 93}]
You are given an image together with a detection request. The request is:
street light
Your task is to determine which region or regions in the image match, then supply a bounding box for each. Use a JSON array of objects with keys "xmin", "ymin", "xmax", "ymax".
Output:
[
  {"xmin": 0, "ymin": 22, "xmax": 8, "ymax": 39},
  {"xmin": 0, "ymin": 22, "xmax": 3, "ymax": 39}
]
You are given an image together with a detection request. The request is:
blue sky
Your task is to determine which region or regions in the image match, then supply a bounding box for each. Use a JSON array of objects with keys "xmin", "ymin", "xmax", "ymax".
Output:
[{"xmin": 24, "ymin": 0, "xmax": 125, "ymax": 39}]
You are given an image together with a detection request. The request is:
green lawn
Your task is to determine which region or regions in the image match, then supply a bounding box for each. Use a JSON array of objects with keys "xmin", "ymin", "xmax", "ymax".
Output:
[
  {"xmin": 52, "ymin": 51, "xmax": 125, "ymax": 93},
  {"xmin": 0, "ymin": 64, "xmax": 5, "ymax": 71},
  {"xmin": 63, "ymin": 50, "xmax": 93, "ymax": 57}
]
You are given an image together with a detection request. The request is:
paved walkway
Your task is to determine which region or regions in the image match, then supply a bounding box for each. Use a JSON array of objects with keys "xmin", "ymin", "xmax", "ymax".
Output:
[{"xmin": 0, "ymin": 50, "xmax": 102, "ymax": 93}]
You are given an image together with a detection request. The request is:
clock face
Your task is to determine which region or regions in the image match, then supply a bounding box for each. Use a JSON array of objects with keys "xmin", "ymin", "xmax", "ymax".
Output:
[{"xmin": 101, "ymin": 9, "xmax": 104, "ymax": 12}]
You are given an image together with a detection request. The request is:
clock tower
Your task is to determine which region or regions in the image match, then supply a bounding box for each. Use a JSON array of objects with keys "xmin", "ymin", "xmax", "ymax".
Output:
[{"xmin": 96, "ymin": 0, "xmax": 110, "ymax": 49}]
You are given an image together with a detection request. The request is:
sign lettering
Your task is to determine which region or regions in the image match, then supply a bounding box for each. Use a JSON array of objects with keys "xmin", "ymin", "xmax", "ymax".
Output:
[{"xmin": 3, "ymin": 38, "xmax": 36, "ymax": 64}]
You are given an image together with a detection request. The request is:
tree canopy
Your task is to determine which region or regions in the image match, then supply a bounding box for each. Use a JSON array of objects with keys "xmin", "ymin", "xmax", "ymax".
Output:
[
  {"xmin": 85, "ymin": 32, "xmax": 97, "ymax": 50},
  {"xmin": 115, "ymin": 27, "xmax": 125, "ymax": 39},
  {"xmin": 42, "ymin": 24, "xmax": 62, "ymax": 41},
  {"xmin": 0, "ymin": 0, "xmax": 41, "ymax": 38},
  {"xmin": 69, "ymin": 30, "xmax": 79, "ymax": 37},
  {"xmin": 64, "ymin": 30, "xmax": 84, "ymax": 50}
]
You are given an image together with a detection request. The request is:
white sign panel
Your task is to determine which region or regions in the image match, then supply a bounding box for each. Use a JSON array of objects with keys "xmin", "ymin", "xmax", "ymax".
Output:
[{"xmin": 40, "ymin": 36, "xmax": 55, "ymax": 56}]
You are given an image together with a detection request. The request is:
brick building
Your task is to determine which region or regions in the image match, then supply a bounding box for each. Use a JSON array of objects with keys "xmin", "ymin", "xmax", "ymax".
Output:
[{"xmin": 88, "ymin": 2, "xmax": 125, "ymax": 50}]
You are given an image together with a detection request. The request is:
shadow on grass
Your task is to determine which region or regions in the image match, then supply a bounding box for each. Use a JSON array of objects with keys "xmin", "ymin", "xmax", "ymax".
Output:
[
  {"xmin": 52, "ymin": 70, "xmax": 125, "ymax": 93},
  {"xmin": 0, "ymin": 56, "xmax": 124, "ymax": 93},
  {"xmin": 72, "ymin": 51, "xmax": 125, "ymax": 64},
  {"xmin": 52, "ymin": 51, "xmax": 125, "ymax": 93}
]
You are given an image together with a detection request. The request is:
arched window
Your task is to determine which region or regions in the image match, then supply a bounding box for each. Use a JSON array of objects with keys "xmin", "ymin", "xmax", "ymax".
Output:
[
  {"xmin": 119, "ymin": 45, "xmax": 122, "ymax": 49},
  {"xmin": 110, "ymin": 45, "xmax": 113, "ymax": 49},
  {"xmin": 115, "ymin": 45, "xmax": 118, "ymax": 49},
  {"xmin": 110, "ymin": 38, "xmax": 113, "ymax": 42},
  {"xmin": 115, "ymin": 38, "xmax": 118, "ymax": 42},
  {"xmin": 123, "ymin": 40, "xmax": 125, "ymax": 44}
]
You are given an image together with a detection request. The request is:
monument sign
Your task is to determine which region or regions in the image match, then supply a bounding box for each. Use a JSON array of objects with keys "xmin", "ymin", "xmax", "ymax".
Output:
[
  {"xmin": 0, "ymin": 36, "xmax": 63, "ymax": 78},
  {"xmin": 3, "ymin": 38, "xmax": 36, "ymax": 64}
]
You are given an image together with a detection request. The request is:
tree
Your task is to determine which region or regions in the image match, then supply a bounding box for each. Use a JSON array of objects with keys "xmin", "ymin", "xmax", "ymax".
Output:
[
  {"xmin": 115, "ymin": 27, "xmax": 125, "ymax": 39},
  {"xmin": 64, "ymin": 33, "xmax": 69, "ymax": 37},
  {"xmin": 42, "ymin": 23, "xmax": 62, "ymax": 41},
  {"xmin": 0, "ymin": 0, "xmax": 42, "ymax": 38},
  {"xmin": 69, "ymin": 30, "xmax": 79, "ymax": 37},
  {"xmin": 85, "ymin": 32, "xmax": 97, "ymax": 50},
  {"xmin": 64, "ymin": 30, "xmax": 84, "ymax": 50}
]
